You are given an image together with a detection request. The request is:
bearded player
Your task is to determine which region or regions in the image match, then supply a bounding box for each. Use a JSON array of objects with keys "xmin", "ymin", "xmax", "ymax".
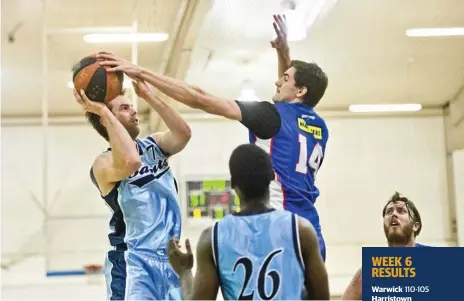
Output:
[
  {"xmin": 98, "ymin": 14, "xmax": 330, "ymax": 261},
  {"xmin": 74, "ymin": 79, "xmax": 191, "ymax": 300},
  {"xmin": 341, "ymin": 192, "xmax": 431, "ymax": 300}
]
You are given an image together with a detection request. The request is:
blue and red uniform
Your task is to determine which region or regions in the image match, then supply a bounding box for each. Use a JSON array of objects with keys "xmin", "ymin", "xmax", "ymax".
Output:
[{"xmin": 236, "ymin": 100, "xmax": 329, "ymax": 261}]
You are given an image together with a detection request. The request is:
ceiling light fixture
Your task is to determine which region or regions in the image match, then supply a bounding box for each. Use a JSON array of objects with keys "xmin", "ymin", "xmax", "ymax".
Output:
[
  {"xmin": 83, "ymin": 33, "xmax": 169, "ymax": 44},
  {"xmin": 406, "ymin": 27, "xmax": 464, "ymax": 37},
  {"xmin": 282, "ymin": 9, "xmax": 307, "ymax": 42}
]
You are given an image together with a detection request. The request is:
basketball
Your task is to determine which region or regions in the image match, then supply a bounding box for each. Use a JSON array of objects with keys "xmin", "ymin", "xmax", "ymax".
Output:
[{"xmin": 72, "ymin": 53, "xmax": 124, "ymax": 103}]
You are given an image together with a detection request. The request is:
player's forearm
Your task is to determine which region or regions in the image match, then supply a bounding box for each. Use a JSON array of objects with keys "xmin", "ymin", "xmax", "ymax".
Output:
[
  {"xmin": 178, "ymin": 270, "xmax": 194, "ymax": 299},
  {"xmin": 277, "ymin": 46, "xmax": 292, "ymax": 78},
  {"xmin": 144, "ymin": 94, "xmax": 191, "ymax": 144},
  {"xmin": 139, "ymin": 69, "xmax": 206, "ymax": 110},
  {"xmin": 341, "ymin": 268, "xmax": 362, "ymax": 300},
  {"xmin": 100, "ymin": 109, "xmax": 141, "ymax": 168}
]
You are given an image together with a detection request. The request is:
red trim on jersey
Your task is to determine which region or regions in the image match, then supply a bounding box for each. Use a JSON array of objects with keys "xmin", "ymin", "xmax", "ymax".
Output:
[
  {"xmin": 251, "ymin": 134, "xmax": 257, "ymax": 144},
  {"xmin": 268, "ymin": 136, "xmax": 286, "ymax": 209},
  {"xmin": 273, "ymin": 171, "xmax": 287, "ymax": 210}
]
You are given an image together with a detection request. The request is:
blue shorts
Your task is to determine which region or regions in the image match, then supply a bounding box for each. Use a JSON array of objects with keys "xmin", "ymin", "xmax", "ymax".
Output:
[
  {"xmin": 105, "ymin": 250, "xmax": 181, "ymax": 300},
  {"xmin": 294, "ymin": 212, "xmax": 327, "ymax": 262}
]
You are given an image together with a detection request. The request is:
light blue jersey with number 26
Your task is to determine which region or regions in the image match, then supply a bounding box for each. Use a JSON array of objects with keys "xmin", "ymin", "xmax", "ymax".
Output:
[{"xmin": 212, "ymin": 209, "xmax": 305, "ymax": 300}]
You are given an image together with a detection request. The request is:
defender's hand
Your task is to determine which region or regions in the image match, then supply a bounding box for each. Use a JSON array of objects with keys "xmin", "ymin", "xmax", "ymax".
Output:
[
  {"xmin": 132, "ymin": 80, "xmax": 153, "ymax": 99},
  {"xmin": 97, "ymin": 53, "xmax": 144, "ymax": 79},
  {"xmin": 73, "ymin": 89, "xmax": 108, "ymax": 116},
  {"xmin": 168, "ymin": 236, "xmax": 194, "ymax": 275},
  {"xmin": 270, "ymin": 14, "xmax": 288, "ymax": 50}
]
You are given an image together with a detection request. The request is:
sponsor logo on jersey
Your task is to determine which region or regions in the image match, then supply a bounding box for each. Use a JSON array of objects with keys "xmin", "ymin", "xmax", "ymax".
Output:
[
  {"xmin": 297, "ymin": 118, "xmax": 322, "ymax": 139},
  {"xmin": 301, "ymin": 114, "xmax": 316, "ymax": 120}
]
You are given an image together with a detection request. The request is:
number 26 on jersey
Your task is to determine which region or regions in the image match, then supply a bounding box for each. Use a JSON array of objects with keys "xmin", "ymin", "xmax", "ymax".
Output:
[{"xmin": 295, "ymin": 133, "xmax": 324, "ymax": 176}]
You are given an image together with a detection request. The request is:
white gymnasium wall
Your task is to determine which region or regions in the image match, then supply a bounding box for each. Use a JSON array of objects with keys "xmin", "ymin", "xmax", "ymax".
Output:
[
  {"xmin": 1, "ymin": 122, "xmax": 150, "ymax": 277},
  {"xmin": 1, "ymin": 115, "xmax": 454, "ymax": 299},
  {"xmin": 170, "ymin": 113, "xmax": 452, "ymax": 295},
  {"xmin": 2, "ymin": 124, "xmax": 105, "ymax": 259}
]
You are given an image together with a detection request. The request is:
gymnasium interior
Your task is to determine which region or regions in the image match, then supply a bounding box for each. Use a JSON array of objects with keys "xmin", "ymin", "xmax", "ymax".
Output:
[{"xmin": 1, "ymin": 0, "xmax": 464, "ymax": 300}]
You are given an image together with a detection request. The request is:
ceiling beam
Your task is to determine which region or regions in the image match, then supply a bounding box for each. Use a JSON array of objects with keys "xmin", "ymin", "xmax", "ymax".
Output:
[
  {"xmin": 444, "ymin": 82, "xmax": 464, "ymax": 152},
  {"xmin": 148, "ymin": 0, "xmax": 212, "ymax": 133}
]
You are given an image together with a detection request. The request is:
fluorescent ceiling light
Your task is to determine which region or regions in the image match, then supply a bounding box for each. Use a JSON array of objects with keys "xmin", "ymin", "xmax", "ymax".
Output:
[
  {"xmin": 283, "ymin": 9, "xmax": 307, "ymax": 42},
  {"xmin": 47, "ymin": 26, "xmax": 135, "ymax": 35},
  {"xmin": 349, "ymin": 104, "xmax": 422, "ymax": 113},
  {"xmin": 83, "ymin": 33, "xmax": 168, "ymax": 43},
  {"xmin": 406, "ymin": 27, "xmax": 464, "ymax": 37},
  {"xmin": 68, "ymin": 79, "xmax": 133, "ymax": 89}
]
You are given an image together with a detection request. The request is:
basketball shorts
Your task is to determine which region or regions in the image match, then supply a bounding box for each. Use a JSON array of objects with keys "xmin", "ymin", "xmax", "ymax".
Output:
[
  {"xmin": 297, "ymin": 212, "xmax": 327, "ymax": 262},
  {"xmin": 104, "ymin": 249, "xmax": 181, "ymax": 300},
  {"xmin": 291, "ymin": 210, "xmax": 327, "ymax": 261}
]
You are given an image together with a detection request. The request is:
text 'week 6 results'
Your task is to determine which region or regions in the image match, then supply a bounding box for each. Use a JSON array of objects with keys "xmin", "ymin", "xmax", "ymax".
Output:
[{"xmin": 361, "ymin": 247, "xmax": 464, "ymax": 301}]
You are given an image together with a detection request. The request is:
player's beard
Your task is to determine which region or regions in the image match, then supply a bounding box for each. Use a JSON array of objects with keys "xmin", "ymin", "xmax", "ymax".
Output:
[
  {"xmin": 125, "ymin": 124, "xmax": 140, "ymax": 140},
  {"xmin": 384, "ymin": 221, "xmax": 414, "ymax": 246}
]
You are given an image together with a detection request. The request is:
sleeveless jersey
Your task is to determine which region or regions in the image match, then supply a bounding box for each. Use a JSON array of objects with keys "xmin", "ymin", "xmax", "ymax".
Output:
[
  {"xmin": 249, "ymin": 102, "xmax": 329, "ymax": 234},
  {"xmin": 90, "ymin": 136, "xmax": 181, "ymax": 254},
  {"xmin": 213, "ymin": 209, "xmax": 305, "ymax": 300}
]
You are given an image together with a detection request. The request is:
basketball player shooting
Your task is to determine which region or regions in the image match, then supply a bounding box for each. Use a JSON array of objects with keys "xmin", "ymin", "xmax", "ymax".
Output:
[
  {"xmin": 341, "ymin": 192, "xmax": 430, "ymax": 300},
  {"xmin": 98, "ymin": 14, "xmax": 330, "ymax": 261},
  {"xmin": 167, "ymin": 144, "xmax": 330, "ymax": 300},
  {"xmin": 74, "ymin": 78, "xmax": 191, "ymax": 300}
]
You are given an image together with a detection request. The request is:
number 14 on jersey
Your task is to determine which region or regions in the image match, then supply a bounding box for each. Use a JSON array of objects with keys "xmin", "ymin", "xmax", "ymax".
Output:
[{"xmin": 295, "ymin": 133, "xmax": 324, "ymax": 176}]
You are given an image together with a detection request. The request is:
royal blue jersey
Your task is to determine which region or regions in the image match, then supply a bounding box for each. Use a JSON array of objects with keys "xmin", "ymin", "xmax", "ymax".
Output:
[
  {"xmin": 213, "ymin": 209, "xmax": 305, "ymax": 300},
  {"xmin": 248, "ymin": 102, "xmax": 329, "ymax": 234},
  {"xmin": 90, "ymin": 136, "xmax": 182, "ymax": 254}
]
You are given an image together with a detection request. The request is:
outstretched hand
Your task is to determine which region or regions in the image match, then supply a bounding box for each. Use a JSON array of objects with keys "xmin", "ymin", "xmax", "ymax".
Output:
[
  {"xmin": 270, "ymin": 14, "xmax": 288, "ymax": 49},
  {"xmin": 132, "ymin": 80, "xmax": 153, "ymax": 99},
  {"xmin": 168, "ymin": 236, "xmax": 194, "ymax": 275},
  {"xmin": 96, "ymin": 52, "xmax": 144, "ymax": 79}
]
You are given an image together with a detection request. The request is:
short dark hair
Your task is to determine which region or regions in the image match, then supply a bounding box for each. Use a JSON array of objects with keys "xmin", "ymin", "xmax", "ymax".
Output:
[
  {"xmin": 382, "ymin": 192, "xmax": 422, "ymax": 236},
  {"xmin": 85, "ymin": 89, "xmax": 126, "ymax": 141},
  {"xmin": 291, "ymin": 60, "xmax": 328, "ymax": 108},
  {"xmin": 86, "ymin": 111, "xmax": 109, "ymax": 141},
  {"xmin": 229, "ymin": 144, "xmax": 274, "ymax": 199}
]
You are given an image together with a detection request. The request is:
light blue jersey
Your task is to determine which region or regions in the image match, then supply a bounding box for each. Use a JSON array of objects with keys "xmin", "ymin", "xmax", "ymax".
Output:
[
  {"xmin": 90, "ymin": 136, "xmax": 182, "ymax": 300},
  {"xmin": 116, "ymin": 136, "xmax": 181, "ymax": 252},
  {"xmin": 212, "ymin": 209, "xmax": 305, "ymax": 300}
]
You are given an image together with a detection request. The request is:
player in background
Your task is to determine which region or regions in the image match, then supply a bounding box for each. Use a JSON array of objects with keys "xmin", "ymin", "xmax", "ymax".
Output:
[
  {"xmin": 167, "ymin": 144, "xmax": 330, "ymax": 300},
  {"xmin": 97, "ymin": 14, "xmax": 330, "ymax": 261},
  {"xmin": 74, "ymin": 79, "xmax": 191, "ymax": 300},
  {"xmin": 341, "ymin": 192, "xmax": 430, "ymax": 300}
]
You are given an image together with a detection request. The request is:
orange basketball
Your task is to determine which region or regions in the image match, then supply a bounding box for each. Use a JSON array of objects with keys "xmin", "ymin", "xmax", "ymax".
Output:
[{"xmin": 72, "ymin": 53, "xmax": 124, "ymax": 103}]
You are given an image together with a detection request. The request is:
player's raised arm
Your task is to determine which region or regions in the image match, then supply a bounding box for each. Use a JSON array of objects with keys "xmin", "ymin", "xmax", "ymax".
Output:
[
  {"xmin": 270, "ymin": 14, "xmax": 292, "ymax": 79},
  {"xmin": 97, "ymin": 53, "xmax": 281, "ymax": 140},
  {"xmin": 298, "ymin": 216, "xmax": 330, "ymax": 300},
  {"xmin": 131, "ymin": 80, "xmax": 191, "ymax": 156},
  {"xmin": 341, "ymin": 268, "xmax": 362, "ymax": 300},
  {"xmin": 74, "ymin": 90, "xmax": 141, "ymax": 189},
  {"xmin": 168, "ymin": 228, "xmax": 219, "ymax": 300}
]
